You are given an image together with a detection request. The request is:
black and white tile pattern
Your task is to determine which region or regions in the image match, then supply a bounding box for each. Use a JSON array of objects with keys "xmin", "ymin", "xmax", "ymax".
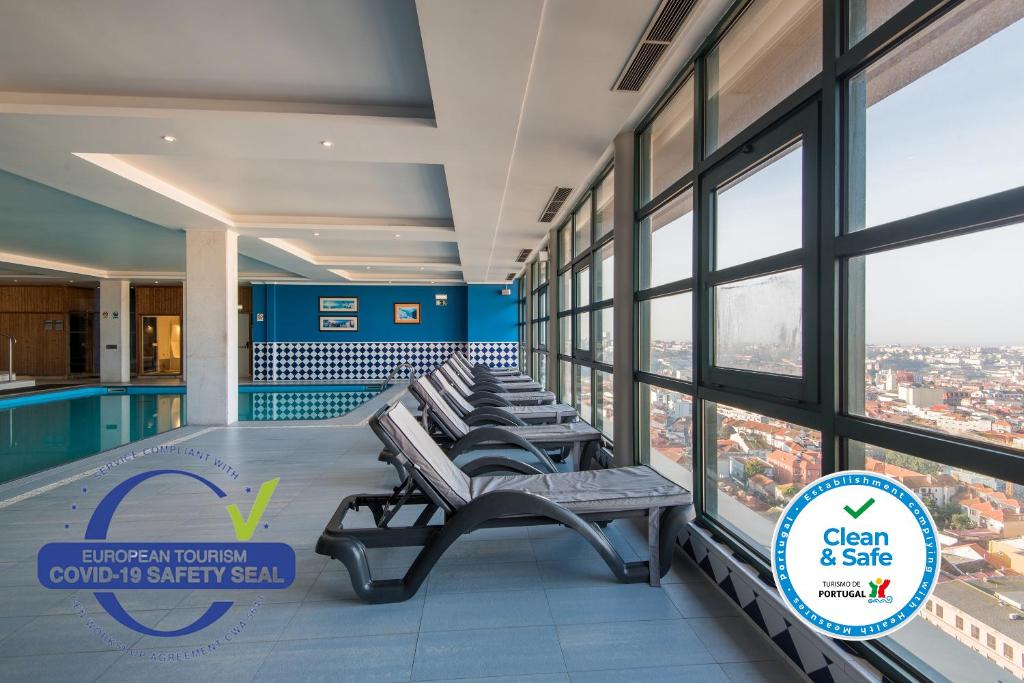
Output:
[
  {"xmin": 252, "ymin": 341, "xmax": 519, "ymax": 380},
  {"xmin": 679, "ymin": 523, "xmax": 885, "ymax": 683}
]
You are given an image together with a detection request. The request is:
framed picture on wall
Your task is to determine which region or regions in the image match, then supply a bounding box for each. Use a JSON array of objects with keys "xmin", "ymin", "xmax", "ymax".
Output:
[
  {"xmin": 319, "ymin": 296, "xmax": 358, "ymax": 313},
  {"xmin": 319, "ymin": 316, "xmax": 358, "ymax": 332},
  {"xmin": 393, "ymin": 303, "xmax": 421, "ymax": 324}
]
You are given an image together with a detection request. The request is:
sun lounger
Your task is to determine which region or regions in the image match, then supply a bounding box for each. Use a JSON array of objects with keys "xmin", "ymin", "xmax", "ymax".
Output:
[
  {"xmin": 315, "ymin": 402, "xmax": 692, "ymax": 603},
  {"xmin": 427, "ymin": 371, "xmax": 577, "ymax": 425}
]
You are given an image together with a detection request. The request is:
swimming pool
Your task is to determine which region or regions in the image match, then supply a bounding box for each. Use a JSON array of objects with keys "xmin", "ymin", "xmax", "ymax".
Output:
[{"xmin": 0, "ymin": 384, "xmax": 380, "ymax": 484}]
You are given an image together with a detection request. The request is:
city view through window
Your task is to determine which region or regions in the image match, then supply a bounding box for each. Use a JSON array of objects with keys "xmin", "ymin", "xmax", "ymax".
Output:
[{"xmin": 641, "ymin": 5, "xmax": 1024, "ymax": 680}]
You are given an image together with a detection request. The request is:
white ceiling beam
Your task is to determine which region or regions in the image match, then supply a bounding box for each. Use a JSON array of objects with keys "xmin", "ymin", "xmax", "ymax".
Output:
[
  {"xmin": 234, "ymin": 215, "xmax": 458, "ymax": 241},
  {"xmin": 0, "ymin": 92, "xmax": 435, "ymax": 126},
  {"xmin": 328, "ymin": 268, "xmax": 461, "ymax": 284}
]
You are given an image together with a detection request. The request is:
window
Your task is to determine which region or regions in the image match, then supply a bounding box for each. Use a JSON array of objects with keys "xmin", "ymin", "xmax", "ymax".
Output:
[
  {"xmin": 987, "ymin": 634, "xmax": 996, "ymax": 649},
  {"xmin": 704, "ymin": 0, "xmax": 822, "ymax": 153},
  {"xmin": 936, "ymin": 605, "xmax": 943, "ymax": 619},
  {"xmin": 594, "ymin": 242, "xmax": 614, "ymax": 302},
  {"xmin": 926, "ymin": 600, "xmax": 932, "ymax": 612},
  {"xmin": 575, "ymin": 267, "xmax": 590, "ymax": 308},
  {"xmin": 574, "ymin": 196, "xmax": 591, "ymax": 257},
  {"xmin": 529, "ymin": 250, "xmax": 550, "ymax": 386},
  {"xmin": 704, "ymin": 401, "xmax": 821, "ymax": 553},
  {"xmin": 639, "ymin": 384, "xmax": 693, "ymax": 490},
  {"xmin": 559, "ymin": 315, "xmax": 571, "ymax": 356},
  {"xmin": 595, "ymin": 370, "xmax": 613, "ymax": 437},
  {"xmin": 640, "ymin": 292, "xmax": 692, "ymax": 382},
  {"xmin": 593, "ymin": 307, "xmax": 614, "ymax": 366},
  {"xmin": 559, "ymin": 359, "xmax": 572, "ymax": 404},
  {"xmin": 573, "ymin": 364, "xmax": 592, "ymax": 422},
  {"xmin": 846, "ymin": 0, "xmax": 1024, "ymax": 230},
  {"xmin": 640, "ymin": 189, "xmax": 693, "ymax": 290},
  {"xmin": 714, "ymin": 269, "xmax": 802, "ymax": 376},
  {"xmin": 559, "ymin": 224, "xmax": 572, "ymax": 266},
  {"xmin": 1004, "ymin": 644, "xmax": 1013, "ymax": 660},
  {"xmin": 641, "ymin": 77, "xmax": 695, "ymax": 203},
  {"xmin": 594, "ymin": 170, "xmax": 614, "ymax": 240},
  {"xmin": 848, "ymin": 222, "xmax": 1024, "ymax": 453},
  {"xmin": 847, "ymin": 0, "xmax": 915, "ymax": 46},
  {"xmin": 575, "ymin": 312, "xmax": 590, "ymax": 351},
  {"xmin": 558, "ymin": 271, "xmax": 571, "ymax": 311},
  {"xmin": 971, "ymin": 625, "xmax": 980, "ymax": 640},
  {"xmin": 956, "ymin": 616, "xmax": 964, "ymax": 631}
]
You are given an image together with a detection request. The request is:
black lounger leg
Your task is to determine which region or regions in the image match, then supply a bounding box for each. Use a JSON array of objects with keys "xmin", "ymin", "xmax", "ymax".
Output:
[{"xmin": 656, "ymin": 505, "xmax": 690, "ymax": 579}]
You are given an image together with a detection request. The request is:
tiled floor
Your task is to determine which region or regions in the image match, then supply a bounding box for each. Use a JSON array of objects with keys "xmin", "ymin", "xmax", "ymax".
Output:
[{"xmin": 0, "ymin": 395, "xmax": 804, "ymax": 682}]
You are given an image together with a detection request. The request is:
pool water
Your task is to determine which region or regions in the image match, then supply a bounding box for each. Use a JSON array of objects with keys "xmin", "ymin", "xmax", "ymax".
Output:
[{"xmin": 0, "ymin": 385, "xmax": 379, "ymax": 484}]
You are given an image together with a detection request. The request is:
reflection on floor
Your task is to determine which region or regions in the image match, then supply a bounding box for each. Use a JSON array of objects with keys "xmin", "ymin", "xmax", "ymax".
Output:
[{"xmin": 0, "ymin": 410, "xmax": 804, "ymax": 681}]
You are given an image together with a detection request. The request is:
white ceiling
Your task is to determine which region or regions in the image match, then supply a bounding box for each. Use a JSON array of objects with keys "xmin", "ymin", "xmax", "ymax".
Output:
[{"xmin": 0, "ymin": 0, "xmax": 731, "ymax": 284}]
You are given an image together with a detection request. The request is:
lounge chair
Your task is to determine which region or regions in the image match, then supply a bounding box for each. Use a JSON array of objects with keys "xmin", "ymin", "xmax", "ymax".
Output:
[
  {"xmin": 445, "ymin": 359, "xmax": 543, "ymax": 392},
  {"xmin": 410, "ymin": 376, "xmax": 601, "ymax": 470},
  {"xmin": 453, "ymin": 350, "xmax": 523, "ymax": 378},
  {"xmin": 438, "ymin": 363, "xmax": 556, "ymax": 406},
  {"xmin": 428, "ymin": 371, "xmax": 577, "ymax": 425},
  {"xmin": 315, "ymin": 402, "xmax": 692, "ymax": 603}
]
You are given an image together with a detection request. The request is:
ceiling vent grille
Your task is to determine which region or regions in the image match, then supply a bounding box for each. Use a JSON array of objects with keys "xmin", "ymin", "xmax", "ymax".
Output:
[
  {"xmin": 613, "ymin": 0, "xmax": 698, "ymax": 92},
  {"xmin": 515, "ymin": 249, "xmax": 532, "ymax": 263},
  {"xmin": 538, "ymin": 187, "xmax": 573, "ymax": 223},
  {"xmin": 505, "ymin": 272, "xmax": 517, "ymax": 281}
]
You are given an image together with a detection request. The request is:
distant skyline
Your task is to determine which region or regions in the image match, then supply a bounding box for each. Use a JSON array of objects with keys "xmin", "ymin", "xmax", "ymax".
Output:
[{"xmin": 647, "ymin": 17, "xmax": 1023, "ymax": 348}]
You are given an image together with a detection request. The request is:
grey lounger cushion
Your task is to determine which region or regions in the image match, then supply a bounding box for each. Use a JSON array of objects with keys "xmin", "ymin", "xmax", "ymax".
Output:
[{"xmin": 471, "ymin": 466, "xmax": 691, "ymax": 514}]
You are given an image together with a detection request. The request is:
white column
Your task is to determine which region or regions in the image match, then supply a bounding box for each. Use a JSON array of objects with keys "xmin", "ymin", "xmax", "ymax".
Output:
[
  {"xmin": 99, "ymin": 280, "xmax": 130, "ymax": 383},
  {"xmin": 185, "ymin": 230, "xmax": 238, "ymax": 425}
]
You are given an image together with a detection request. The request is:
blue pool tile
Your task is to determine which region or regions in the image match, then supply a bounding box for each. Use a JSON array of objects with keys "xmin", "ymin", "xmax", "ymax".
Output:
[
  {"xmin": 544, "ymin": 584, "xmax": 681, "ymax": 625},
  {"xmin": 557, "ymin": 619, "xmax": 715, "ymax": 672},
  {"xmin": 568, "ymin": 663, "xmax": 732, "ymax": 682},
  {"xmin": 412, "ymin": 625, "xmax": 566, "ymax": 680},
  {"xmin": 255, "ymin": 633, "xmax": 418, "ymax": 682},
  {"xmin": 421, "ymin": 589, "xmax": 552, "ymax": 631}
]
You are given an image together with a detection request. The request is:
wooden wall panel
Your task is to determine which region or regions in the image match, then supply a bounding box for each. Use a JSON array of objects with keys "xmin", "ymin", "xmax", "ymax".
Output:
[
  {"xmin": 135, "ymin": 286, "xmax": 182, "ymax": 316},
  {"xmin": 0, "ymin": 312, "xmax": 67, "ymax": 376},
  {"xmin": 68, "ymin": 287, "xmax": 98, "ymax": 313},
  {"xmin": 0, "ymin": 286, "xmax": 68, "ymax": 313},
  {"xmin": 239, "ymin": 286, "xmax": 252, "ymax": 314}
]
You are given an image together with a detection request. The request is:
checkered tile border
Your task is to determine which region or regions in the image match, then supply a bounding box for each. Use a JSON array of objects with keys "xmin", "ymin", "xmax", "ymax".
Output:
[
  {"xmin": 252, "ymin": 341, "xmax": 518, "ymax": 380},
  {"xmin": 679, "ymin": 523, "xmax": 884, "ymax": 683},
  {"xmin": 468, "ymin": 341, "xmax": 519, "ymax": 368},
  {"xmin": 250, "ymin": 391, "xmax": 378, "ymax": 420}
]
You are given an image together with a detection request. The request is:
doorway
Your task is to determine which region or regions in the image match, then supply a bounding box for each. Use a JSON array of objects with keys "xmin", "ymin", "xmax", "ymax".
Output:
[{"xmin": 138, "ymin": 315, "xmax": 182, "ymax": 375}]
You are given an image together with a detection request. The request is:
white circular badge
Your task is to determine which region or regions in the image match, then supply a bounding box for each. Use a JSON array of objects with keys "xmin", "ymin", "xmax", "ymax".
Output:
[{"xmin": 771, "ymin": 471, "xmax": 938, "ymax": 640}]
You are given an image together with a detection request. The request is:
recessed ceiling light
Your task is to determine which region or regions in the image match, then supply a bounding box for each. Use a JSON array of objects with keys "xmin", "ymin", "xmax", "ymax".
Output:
[
  {"xmin": 366, "ymin": 266, "xmax": 371, "ymax": 270},
  {"xmin": 320, "ymin": 140, "xmax": 334, "ymax": 148},
  {"xmin": 420, "ymin": 267, "xmax": 425, "ymax": 271},
  {"xmin": 431, "ymin": 281, "xmax": 436, "ymax": 284},
  {"xmin": 313, "ymin": 232, "xmax": 320, "ymax": 237},
  {"xmin": 154, "ymin": 280, "xmax": 159, "ymax": 284},
  {"xmin": 394, "ymin": 233, "xmax": 401, "ymax": 238},
  {"xmin": 161, "ymin": 135, "xmax": 176, "ymax": 143}
]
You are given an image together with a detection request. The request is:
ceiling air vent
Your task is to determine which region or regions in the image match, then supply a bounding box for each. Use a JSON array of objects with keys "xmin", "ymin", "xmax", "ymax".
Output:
[
  {"xmin": 538, "ymin": 187, "xmax": 573, "ymax": 223},
  {"xmin": 505, "ymin": 272, "xmax": 516, "ymax": 281},
  {"xmin": 613, "ymin": 0, "xmax": 698, "ymax": 92},
  {"xmin": 515, "ymin": 249, "xmax": 532, "ymax": 263}
]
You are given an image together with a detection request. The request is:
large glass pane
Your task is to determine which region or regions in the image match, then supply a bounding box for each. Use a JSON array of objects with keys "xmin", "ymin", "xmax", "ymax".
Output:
[
  {"xmin": 641, "ymin": 77, "xmax": 695, "ymax": 203},
  {"xmin": 715, "ymin": 269, "xmax": 802, "ymax": 376},
  {"xmin": 575, "ymin": 312, "xmax": 590, "ymax": 351},
  {"xmin": 641, "ymin": 292, "xmax": 692, "ymax": 381},
  {"xmin": 595, "ymin": 370, "xmax": 613, "ymax": 438},
  {"xmin": 573, "ymin": 364, "xmax": 592, "ymax": 423},
  {"xmin": 594, "ymin": 307, "xmax": 614, "ymax": 365},
  {"xmin": 575, "ymin": 267, "xmax": 590, "ymax": 308},
  {"xmin": 847, "ymin": 0, "xmax": 913, "ymax": 46},
  {"xmin": 559, "ymin": 359, "xmax": 572, "ymax": 403},
  {"xmin": 559, "ymin": 315, "xmax": 571, "ymax": 356},
  {"xmin": 594, "ymin": 171, "xmax": 614, "ymax": 240},
  {"xmin": 640, "ymin": 384, "xmax": 694, "ymax": 490},
  {"xmin": 642, "ymin": 189, "xmax": 694, "ymax": 289},
  {"xmin": 705, "ymin": 0, "xmax": 822, "ymax": 153},
  {"xmin": 705, "ymin": 401, "xmax": 822, "ymax": 552},
  {"xmin": 848, "ymin": 441, "xmax": 1024, "ymax": 682},
  {"xmin": 534, "ymin": 352, "xmax": 548, "ymax": 390},
  {"xmin": 849, "ymin": 223, "xmax": 1024, "ymax": 453},
  {"xmin": 594, "ymin": 242, "xmax": 614, "ymax": 302},
  {"xmin": 715, "ymin": 142, "xmax": 802, "ymax": 269},
  {"xmin": 847, "ymin": 1, "xmax": 1024, "ymax": 230},
  {"xmin": 559, "ymin": 224, "xmax": 572, "ymax": 266},
  {"xmin": 558, "ymin": 271, "xmax": 570, "ymax": 311},
  {"xmin": 574, "ymin": 197, "xmax": 592, "ymax": 256},
  {"xmin": 535, "ymin": 255, "xmax": 548, "ymax": 286}
]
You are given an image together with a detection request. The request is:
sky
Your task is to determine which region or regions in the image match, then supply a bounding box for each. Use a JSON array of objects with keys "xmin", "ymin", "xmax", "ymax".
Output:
[{"xmin": 647, "ymin": 15, "xmax": 1024, "ymax": 347}]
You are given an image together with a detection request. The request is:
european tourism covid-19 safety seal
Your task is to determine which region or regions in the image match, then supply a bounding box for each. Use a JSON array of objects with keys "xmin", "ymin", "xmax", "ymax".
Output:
[{"xmin": 771, "ymin": 470, "xmax": 939, "ymax": 641}]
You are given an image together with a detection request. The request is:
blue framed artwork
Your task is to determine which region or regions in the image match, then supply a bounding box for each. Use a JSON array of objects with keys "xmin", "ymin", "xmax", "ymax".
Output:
[
  {"xmin": 319, "ymin": 296, "xmax": 358, "ymax": 313},
  {"xmin": 393, "ymin": 303, "xmax": 421, "ymax": 324},
  {"xmin": 319, "ymin": 316, "xmax": 358, "ymax": 332}
]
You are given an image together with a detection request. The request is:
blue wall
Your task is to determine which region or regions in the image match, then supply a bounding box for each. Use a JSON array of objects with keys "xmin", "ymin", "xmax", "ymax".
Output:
[
  {"xmin": 467, "ymin": 282, "xmax": 518, "ymax": 342},
  {"xmin": 252, "ymin": 284, "xmax": 472, "ymax": 342}
]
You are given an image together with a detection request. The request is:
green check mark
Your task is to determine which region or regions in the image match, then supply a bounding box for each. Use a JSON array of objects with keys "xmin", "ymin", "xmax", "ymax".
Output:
[
  {"xmin": 226, "ymin": 478, "xmax": 279, "ymax": 541},
  {"xmin": 843, "ymin": 497, "xmax": 875, "ymax": 519}
]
